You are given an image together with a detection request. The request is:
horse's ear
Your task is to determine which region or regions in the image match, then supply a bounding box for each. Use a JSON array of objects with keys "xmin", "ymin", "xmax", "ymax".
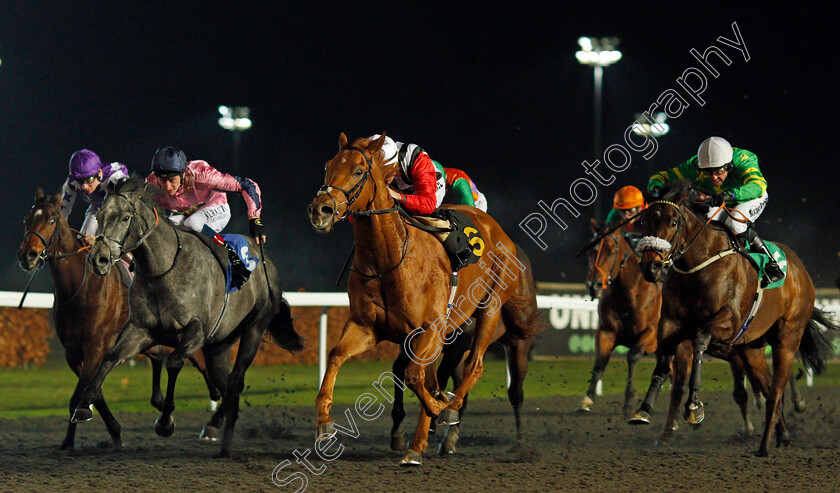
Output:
[
  {"xmin": 590, "ymin": 218, "xmax": 599, "ymax": 233},
  {"xmin": 35, "ymin": 188, "xmax": 44, "ymax": 201},
  {"xmin": 51, "ymin": 193, "xmax": 62, "ymax": 205},
  {"xmin": 338, "ymin": 132, "xmax": 348, "ymax": 149},
  {"xmin": 369, "ymin": 132, "xmax": 387, "ymax": 155}
]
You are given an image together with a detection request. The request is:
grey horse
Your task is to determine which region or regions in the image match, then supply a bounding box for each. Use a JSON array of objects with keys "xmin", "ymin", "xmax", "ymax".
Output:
[{"xmin": 70, "ymin": 177, "xmax": 302, "ymax": 457}]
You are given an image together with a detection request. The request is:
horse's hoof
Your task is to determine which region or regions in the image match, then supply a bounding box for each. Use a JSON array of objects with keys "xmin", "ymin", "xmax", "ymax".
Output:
[
  {"xmin": 155, "ymin": 415, "xmax": 175, "ymax": 438},
  {"xmin": 316, "ymin": 423, "xmax": 334, "ymax": 441},
  {"xmin": 684, "ymin": 402, "xmax": 704, "ymax": 425},
  {"xmin": 400, "ymin": 450, "xmax": 423, "ymax": 466},
  {"xmin": 436, "ymin": 408, "xmax": 460, "ymax": 426},
  {"xmin": 70, "ymin": 405, "xmax": 93, "ymax": 423},
  {"xmin": 755, "ymin": 448, "xmax": 769, "ymax": 458},
  {"xmin": 58, "ymin": 442, "xmax": 74, "ymax": 451},
  {"xmin": 794, "ymin": 400, "xmax": 807, "ymax": 413},
  {"xmin": 215, "ymin": 448, "xmax": 231, "ymax": 459},
  {"xmin": 438, "ymin": 426, "xmax": 459, "ymax": 456},
  {"xmin": 199, "ymin": 425, "xmax": 220, "ymax": 442},
  {"xmin": 97, "ymin": 439, "xmax": 122, "ymax": 450},
  {"xmin": 577, "ymin": 396, "xmax": 594, "ymax": 412},
  {"xmin": 627, "ymin": 410, "xmax": 651, "ymax": 425}
]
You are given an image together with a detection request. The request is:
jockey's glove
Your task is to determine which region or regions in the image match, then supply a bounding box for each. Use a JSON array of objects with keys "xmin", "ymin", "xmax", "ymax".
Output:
[
  {"xmin": 249, "ymin": 217, "xmax": 265, "ymax": 239},
  {"xmin": 709, "ymin": 192, "xmax": 735, "ymax": 207},
  {"xmin": 650, "ymin": 187, "xmax": 663, "ymax": 199}
]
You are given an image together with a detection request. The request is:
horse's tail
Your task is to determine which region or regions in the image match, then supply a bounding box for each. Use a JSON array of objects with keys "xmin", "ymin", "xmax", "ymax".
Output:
[
  {"xmin": 798, "ymin": 307, "xmax": 839, "ymax": 375},
  {"xmin": 267, "ymin": 296, "xmax": 304, "ymax": 352},
  {"xmin": 502, "ymin": 294, "xmax": 547, "ymax": 340}
]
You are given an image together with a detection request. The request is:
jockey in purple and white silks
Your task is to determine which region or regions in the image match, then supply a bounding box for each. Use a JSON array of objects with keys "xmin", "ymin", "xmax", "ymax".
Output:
[{"xmin": 60, "ymin": 149, "xmax": 129, "ymax": 245}]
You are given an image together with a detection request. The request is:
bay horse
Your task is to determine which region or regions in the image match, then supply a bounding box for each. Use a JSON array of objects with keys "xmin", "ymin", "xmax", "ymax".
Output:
[
  {"xmin": 632, "ymin": 181, "xmax": 835, "ymax": 456},
  {"xmin": 390, "ymin": 242, "xmax": 545, "ymax": 455},
  {"xmin": 579, "ymin": 218, "xmax": 660, "ymax": 416},
  {"xmin": 69, "ymin": 177, "xmax": 302, "ymax": 457},
  {"xmin": 308, "ymin": 133, "xmax": 542, "ymax": 465},
  {"xmin": 17, "ymin": 189, "xmax": 220, "ymax": 449},
  {"xmin": 581, "ymin": 217, "xmax": 791, "ymax": 434}
]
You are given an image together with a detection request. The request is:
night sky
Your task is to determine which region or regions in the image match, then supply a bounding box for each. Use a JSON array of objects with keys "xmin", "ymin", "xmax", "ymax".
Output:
[{"xmin": 1, "ymin": 3, "xmax": 838, "ymax": 293}]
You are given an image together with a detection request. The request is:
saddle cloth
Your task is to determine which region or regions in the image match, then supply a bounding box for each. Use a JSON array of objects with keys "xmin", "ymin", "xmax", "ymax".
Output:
[{"xmin": 413, "ymin": 208, "xmax": 483, "ymax": 272}]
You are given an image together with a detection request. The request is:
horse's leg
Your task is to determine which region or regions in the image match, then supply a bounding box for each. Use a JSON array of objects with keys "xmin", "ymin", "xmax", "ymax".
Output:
[
  {"xmin": 404, "ymin": 361, "xmax": 440, "ymax": 466},
  {"xmin": 623, "ymin": 346, "xmax": 644, "ymax": 418},
  {"xmin": 578, "ymin": 327, "xmax": 615, "ymax": 413},
  {"xmin": 71, "ymin": 322, "xmax": 154, "ymax": 423},
  {"xmin": 683, "ymin": 330, "xmax": 712, "ymax": 425},
  {"xmin": 147, "ymin": 348, "xmax": 165, "ymax": 411},
  {"xmin": 199, "ymin": 345, "xmax": 233, "ymax": 442},
  {"xmin": 400, "ymin": 325, "xmax": 448, "ymax": 465},
  {"xmin": 389, "ymin": 348, "xmax": 410, "ymax": 451},
  {"xmin": 217, "ymin": 325, "xmax": 266, "ymax": 458},
  {"xmin": 660, "ymin": 340, "xmax": 691, "ymax": 443},
  {"xmin": 188, "ymin": 349, "xmax": 222, "ymax": 409},
  {"xmin": 627, "ymin": 353, "xmax": 673, "ymax": 425},
  {"xmin": 789, "ymin": 368, "xmax": 807, "ymax": 413},
  {"xmin": 440, "ymin": 310, "xmax": 505, "ymax": 423},
  {"xmin": 316, "ymin": 320, "xmax": 376, "ymax": 436},
  {"xmin": 728, "ymin": 353, "xmax": 754, "ymax": 437},
  {"xmin": 758, "ymin": 344, "xmax": 796, "ymax": 457},
  {"xmin": 155, "ymin": 320, "xmax": 205, "ymax": 438},
  {"xmin": 628, "ymin": 318, "xmax": 679, "ymax": 425},
  {"xmin": 60, "ymin": 359, "xmax": 83, "ymax": 450},
  {"xmin": 505, "ymin": 336, "xmax": 534, "ymax": 447},
  {"xmin": 436, "ymin": 329, "xmax": 472, "ymax": 455}
]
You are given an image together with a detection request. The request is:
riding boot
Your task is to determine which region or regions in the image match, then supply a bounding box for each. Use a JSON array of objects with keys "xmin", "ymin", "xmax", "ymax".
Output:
[
  {"xmin": 739, "ymin": 230, "xmax": 784, "ymax": 286},
  {"xmin": 225, "ymin": 242, "xmax": 252, "ymax": 289},
  {"xmin": 201, "ymin": 225, "xmax": 251, "ymax": 289}
]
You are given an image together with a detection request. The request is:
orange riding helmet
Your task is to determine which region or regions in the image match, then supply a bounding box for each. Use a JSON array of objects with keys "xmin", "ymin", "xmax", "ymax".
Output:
[{"xmin": 613, "ymin": 186, "xmax": 645, "ymax": 210}]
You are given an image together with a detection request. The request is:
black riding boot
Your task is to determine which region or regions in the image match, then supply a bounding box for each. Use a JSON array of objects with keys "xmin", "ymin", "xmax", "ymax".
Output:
[
  {"xmin": 225, "ymin": 242, "xmax": 252, "ymax": 289},
  {"xmin": 739, "ymin": 230, "xmax": 784, "ymax": 286}
]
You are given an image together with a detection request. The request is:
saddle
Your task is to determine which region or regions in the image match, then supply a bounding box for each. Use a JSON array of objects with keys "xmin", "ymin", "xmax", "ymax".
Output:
[{"xmin": 412, "ymin": 208, "xmax": 483, "ymax": 272}]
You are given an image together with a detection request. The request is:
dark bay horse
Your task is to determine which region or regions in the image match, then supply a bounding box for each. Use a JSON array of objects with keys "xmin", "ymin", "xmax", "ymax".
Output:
[
  {"xmin": 69, "ymin": 177, "xmax": 302, "ymax": 457},
  {"xmin": 308, "ymin": 133, "xmax": 543, "ymax": 465},
  {"xmin": 632, "ymin": 181, "xmax": 835, "ymax": 456},
  {"xmin": 390, "ymin": 243, "xmax": 545, "ymax": 455},
  {"xmin": 17, "ymin": 190, "xmax": 219, "ymax": 449},
  {"xmin": 580, "ymin": 218, "xmax": 803, "ymax": 433}
]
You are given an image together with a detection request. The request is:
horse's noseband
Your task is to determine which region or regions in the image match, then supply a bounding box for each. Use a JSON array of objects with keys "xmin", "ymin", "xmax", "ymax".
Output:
[{"xmin": 318, "ymin": 145, "xmax": 377, "ymax": 221}]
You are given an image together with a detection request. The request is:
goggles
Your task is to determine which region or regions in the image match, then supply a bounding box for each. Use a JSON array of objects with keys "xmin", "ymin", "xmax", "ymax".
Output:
[
  {"xmin": 75, "ymin": 174, "xmax": 100, "ymax": 185},
  {"xmin": 702, "ymin": 163, "xmax": 732, "ymax": 177}
]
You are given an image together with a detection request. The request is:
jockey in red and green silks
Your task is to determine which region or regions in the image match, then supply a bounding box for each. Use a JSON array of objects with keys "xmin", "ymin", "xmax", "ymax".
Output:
[
  {"xmin": 439, "ymin": 164, "xmax": 488, "ymax": 212},
  {"xmin": 647, "ymin": 136, "xmax": 783, "ymax": 284}
]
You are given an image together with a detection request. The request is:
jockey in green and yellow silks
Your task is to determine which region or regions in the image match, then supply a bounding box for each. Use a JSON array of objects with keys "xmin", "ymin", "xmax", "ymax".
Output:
[{"xmin": 648, "ymin": 136, "xmax": 783, "ymax": 285}]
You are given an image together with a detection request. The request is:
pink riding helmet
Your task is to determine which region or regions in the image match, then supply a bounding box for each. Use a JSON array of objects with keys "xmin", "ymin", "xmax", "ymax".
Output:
[{"xmin": 68, "ymin": 149, "xmax": 103, "ymax": 181}]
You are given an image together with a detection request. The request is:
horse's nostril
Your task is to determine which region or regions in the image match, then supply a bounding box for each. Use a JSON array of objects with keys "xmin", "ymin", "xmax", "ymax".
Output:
[
  {"xmin": 96, "ymin": 256, "xmax": 109, "ymax": 266},
  {"xmin": 26, "ymin": 250, "xmax": 37, "ymax": 261},
  {"xmin": 320, "ymin": 205, "xmax": 334, "ymax": 216}
]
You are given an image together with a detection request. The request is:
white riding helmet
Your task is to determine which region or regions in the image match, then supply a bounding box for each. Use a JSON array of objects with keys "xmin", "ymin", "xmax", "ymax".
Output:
[
  {"xmin": 697, "ymin": 136, "xmax": 733, "ymax": 169},
  {"xmin": 368, "ymin": 134, "xmax": 399, "ymax": 166}
]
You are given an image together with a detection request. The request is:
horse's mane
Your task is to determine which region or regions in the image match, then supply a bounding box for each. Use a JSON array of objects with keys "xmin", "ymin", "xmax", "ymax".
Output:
[
  {"xmin": 659, "ymin": 180, "xmax": 692, "ymax": 203},
  {"xmin": 110, "ymin": 175, "xmax": 163, "ymax": 209}
]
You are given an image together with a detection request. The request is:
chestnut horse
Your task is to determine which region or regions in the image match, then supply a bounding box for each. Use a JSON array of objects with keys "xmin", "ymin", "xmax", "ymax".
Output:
[
  {"xmin": 17, "ymin": 190, "xmax": 220, "ymax": 449},
  {"xmin": 390, "ymin": 242, "xmax": 545, "ymax": 455},
  {"xmin": 632, "ymin": 181, "xmax": 835, "ymax": 456},
  {"xmin": 308, "ymin": 133, "xmax": 542, "ymax": 465}
]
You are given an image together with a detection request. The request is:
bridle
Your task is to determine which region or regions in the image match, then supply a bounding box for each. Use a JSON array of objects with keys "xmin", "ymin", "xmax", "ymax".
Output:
[
  {"xmin": 318, "ymin": 144, "xmax": 410, "ymax": 279},
  {"xmin": 638, "ymin": 200, "xmax": 688, "ymax": 269},
  {"xmin": 317, "ymin": 145, "xmax": 379, "ymax": 222},
  {"xmin": 588, "ymin": 230, "xmax": 630, "ymax": 291},
  {"xmin": 95, "ymin": 192, "xmax": 159, "ymax": 263},
  {"xmin": 21, "ymin": 203, "xmax": 65, "ymax": 266}
]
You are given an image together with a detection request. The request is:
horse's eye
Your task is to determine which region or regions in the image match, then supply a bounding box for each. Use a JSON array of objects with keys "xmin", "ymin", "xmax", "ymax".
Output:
[
  {"xmin": 671, "ymin": 220, "xmax": 677, "ymax": 227},
  {"xmin": 123, "ymin": 215, "xmax": 131, "ymax": 222},
  {"xmin": 354, "ymin": 169, "xmax": 364, "ymax": 176},
  {"xmin": 49, "ymin": 219, "xmax": 55, "ymax": 224}
]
